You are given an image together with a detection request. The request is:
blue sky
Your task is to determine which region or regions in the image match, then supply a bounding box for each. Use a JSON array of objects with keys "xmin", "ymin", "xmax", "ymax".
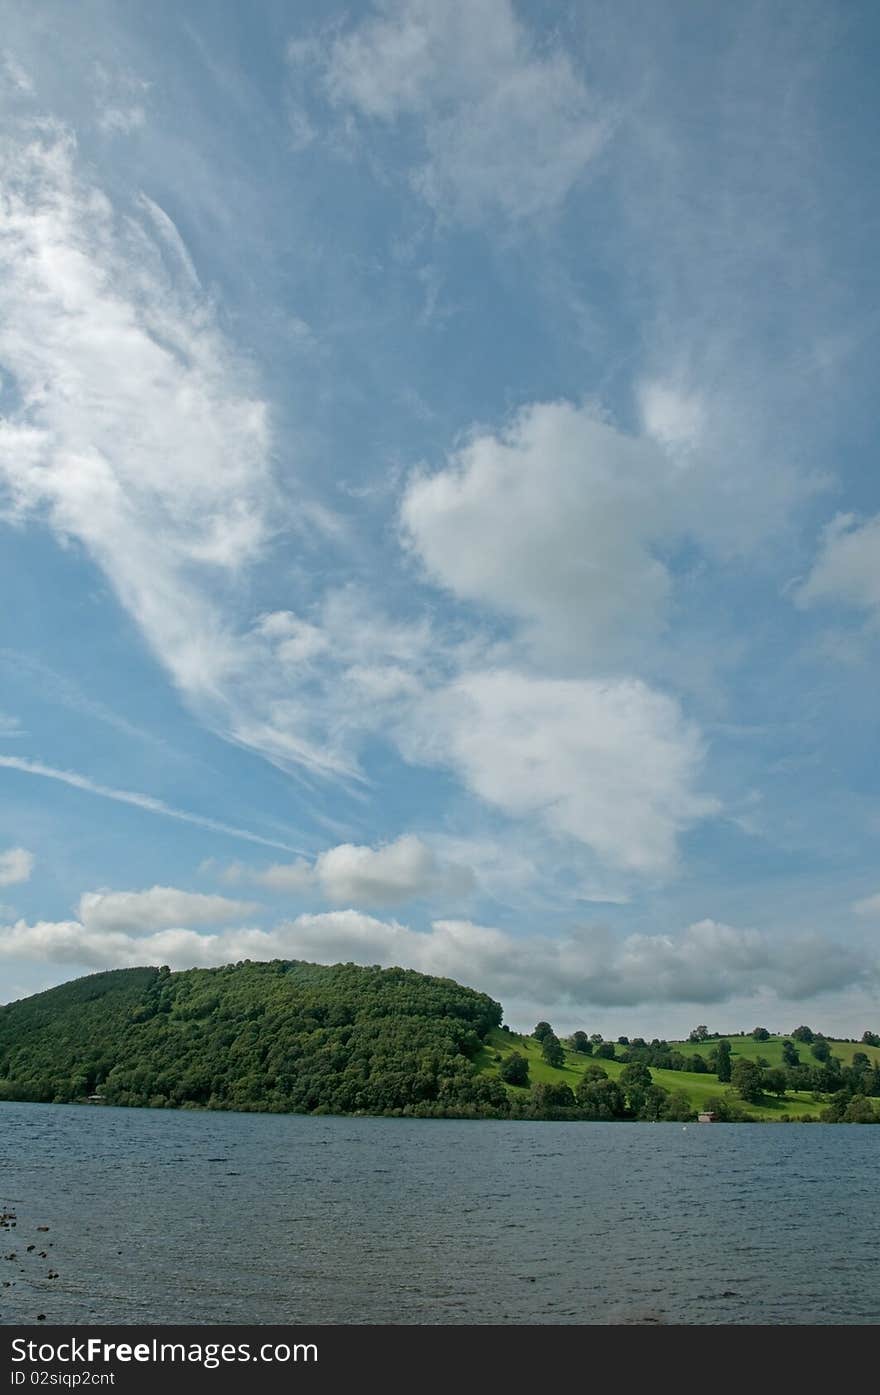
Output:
[{"xmin": 1, "ymin": 0, "xmax": 879, "ymax": 1036}]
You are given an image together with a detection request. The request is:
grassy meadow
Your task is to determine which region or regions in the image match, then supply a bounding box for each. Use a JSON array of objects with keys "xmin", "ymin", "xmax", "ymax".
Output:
[{"xmin": 475, "ymin": 1027, "xmax": 880, "ymax": 1120}]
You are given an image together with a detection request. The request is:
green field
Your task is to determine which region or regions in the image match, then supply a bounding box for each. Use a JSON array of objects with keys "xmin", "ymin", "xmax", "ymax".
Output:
[
  {"xmin": 475, "ymin": 1028, "xmax": 880, "ymax": 1120},
  {"xmin": 667, "ymin": 1034, "xmax": 880, "ymax": 1071}
]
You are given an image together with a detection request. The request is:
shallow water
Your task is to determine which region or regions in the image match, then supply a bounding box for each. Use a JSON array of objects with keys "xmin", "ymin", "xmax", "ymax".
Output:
[{"xmin": 1, "ymin": 1102, "xmax": 876, "ymax": 1324}]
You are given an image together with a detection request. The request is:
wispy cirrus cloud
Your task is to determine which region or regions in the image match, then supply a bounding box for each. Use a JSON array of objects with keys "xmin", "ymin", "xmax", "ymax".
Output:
[
  {"xmin": 0, "ymin": 121, "xmax": 351, "ymax": 782},
  {"xmin": 0, "ymin": 755, "xmax": 303, "ymax": 853},
  {"xmin": 0, "ymin": 712, "xmax": 23, "ymax": 738}
]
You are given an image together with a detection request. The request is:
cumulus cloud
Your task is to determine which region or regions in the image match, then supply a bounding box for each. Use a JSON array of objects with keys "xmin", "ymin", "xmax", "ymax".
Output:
[
  {"xmin": 292, "ymin": 0, "xmax": 608, "ymax": 223},
  {"xmin": 1, "ymin": 908, "xmax": 873, "ymax": 1011},
  {"xmin": 401, "ymin": 400, "xmax": 677, "ymax": 661},
  {"xmin": 0, "ymin": 847, "xmax": 33, "ymax": 887},
  {"xmin": 77, "ymin": 886, "xmax": 260, "ymax": 935},
  {"xmin": 399, "ymin": 670, "xmax": 717, "ymax": 875},
  {"xmin": 795, "ymin": 513, "xmax": 880, "ymax": 619},
  {"xmin": 226, "ymin": 834, "xmax": 474, "ymax": 908}
]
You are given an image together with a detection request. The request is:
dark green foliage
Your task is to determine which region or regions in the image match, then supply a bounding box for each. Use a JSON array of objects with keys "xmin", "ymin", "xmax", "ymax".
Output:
[
  {"xmin": 811, "ymin": 1039, "xmax": 831, "ymax": 1062},
  {"xmin": 731, "ymin": 1058, "xmax": 764, "ymax": 1104},
  {"xmin": 569, "ymin": 1031, "xmax": 592, "ymax": 1054},
  {"xmin": 581, "ymin": 1062, "xmax": 609, "ymax": 1082},
  {"xmin": 0, "ymin": 961, "xmax": 504, "ymax": 1118},
  {"xmin": 791, "ymin": 1025, "xmax": 814, "ymax": 1043},
  {"xmin": 752, "ymin": 1026, "xmax": 770, "ymax": 1041},
  {"xmin": 575, "ymin": 1076, "xmax": 626, "ymax": 1119},
  {"xmin": 688, "ymin": 1025, "xmax": 710, "ymax": 1042},
  {"xmin": 619, "ymin": 1061, "xmax": 652, "ymax": 1090},
  {"xmin": 523, "ymin": 1081, "xmax": 576, "ymax": 1117},
  {"xmin": 843, "ymin": 1095, "xmax": 876, "ymax": 1123},
  {"xmin": 500, "ymin": 1052, "xmax": 529, "ymax": 1086},
  {"xmin": 540, "ymin": 1032, "xmax": 565, "ymax": 1068},
  {"xmin": 781, "ymin": 1040, "xmax": 800, "ymax": 1067},
  {"xmin": 762, "ymin": 1068, "xmax": 788, "ymax": 1097},
  {"xmin": 861, "ymin": 1030, "xmax": 880, "ymax": 1047},
  {"xmin": 715, "ymin": 1040, "xmax": 732, "ymax": 1083},
  {"xmin": 594, "ymin": 1041, "xmax": 616, "ymax": 1060},
  {"xmin": 532, "ymin": 1021, "xmax": 554, "ymax": 1042}
]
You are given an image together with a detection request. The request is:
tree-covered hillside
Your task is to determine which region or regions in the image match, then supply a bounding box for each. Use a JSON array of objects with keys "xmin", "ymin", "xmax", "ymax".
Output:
[
  {"xmin": 1, "ymin": 963, "xmax": 878, "ymax": 1122},
  {"xmin": 0, "ymin": 960, "xmax": 507, "ymax": 1117}
]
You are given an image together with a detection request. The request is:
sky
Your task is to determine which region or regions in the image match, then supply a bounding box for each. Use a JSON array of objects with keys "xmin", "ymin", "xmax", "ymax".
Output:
[{"xmin": 1, "ymin": 0, "xmax": 879, "ymax": 1038}]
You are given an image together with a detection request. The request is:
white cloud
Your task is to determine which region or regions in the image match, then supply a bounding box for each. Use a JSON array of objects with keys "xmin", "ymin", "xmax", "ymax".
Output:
[
  {"xmin": 795, "ymin": 513, "xmax": 880, "ymax": 618},
  {"xmin": 401, "ymin": 399, "xmax": 676, "ymax": 661},
  {"xmin": 853, "ymin": 892, "xmax": 880, "ymax": 917},
  {"xmin": 1, "ymin": 908, "xmax": 873, "ymax": 1012},
  {"xmin": 638, "ymin": 380, "xmax": 705, "ymax": 455},
  {"xmin": 295, "ymin": 0, "xmax": 608, "ymax": 224},
  {"xmin": 0, "ymin": 847, "xmax": 33, "ymax": 887},
  {"xmin": 0, "ymin": 712, "xmax": 22, "ymax": 738},
  {"xmin": 0, "ymin": 122, "xmax": 355, "ymax": 781},
  {"xmin": 77, "ymin": 886, "xmax": 260, "ymax": 935},
  {"xmin": 399, "ymin": 670, "xmax": 717, "ymax": 875},
  {"xmin": 1, "ymin": 52, "xmax": 33, "ymax": 96},
  {"xmin": 226, "ymin": 833, "xmax": 474, "ymax": 907},
  {"xmin": 0, "ymin": 755, "xmax": 302, "ymax": 852},
  {"xmin": 255, "ymin": 611, "xmax": 329, "ymax": 665},
  {"xmin": 97, "ymin": 105, "xmax": 146, "ymax": 135}
]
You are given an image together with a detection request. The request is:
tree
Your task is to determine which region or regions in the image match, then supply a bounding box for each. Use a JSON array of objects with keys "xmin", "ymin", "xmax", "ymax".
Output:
[
  {"xmin": 570, "ymin": 1031, "xmax": 592, "ymax": 1055},
  {"xmin": 617, "ymin": 1036, "xmax": 630, "ymax": 1046},
  {"xmin": 811, "ymin": 1039, "xmax": 831, "ymax": 1063},
  {"xmin": 595, "ymin": 1042, "xmax": 616, "ymax": 1060},
  {"xmin": 844, "ymin": 1095, "xmax": 876, "ymax": 1123},
  {"xmin": 731, "ymin": 1058, "xmax": 764, "ymax": 1104},
  {"xmin": 581, "ymin": 1063, "xmax": 609, "ymax": 1083},
  {"xmin": 762, "ymin": 1068, "xmax": 788, "ymax": 1097},
  {"xmin": 688, "ymin": 1025, "xmax": 710, "ymax": 1043},
  {"xmin": 861, "ymin": 1030, "xmax": 880, "ymax": 1047},
  {"xmin": 575, "ymin": 1077, "xmax": 626, "ymax": 1119},
  {"xmin": 529, "ymin": 1080, "xmax": 575, "ymax": 1114},
  {"xmin": 500, "ymin": 1052, "xmax": 529, "ymax": 1086},
  {"xmin": 620, "ymin": 1061, "xmax": 652, "ymax": 1090},
  {"xmin": 781, "ymin": 1040, "xmax": 800, "ymax": 1068},
  {"xmin": 533, "ymin": 1021, "xmax": 554, "ymax": 1042},
  {"xmin": 791, "ymin": 1025, "xmax": 814, "ymax": 1043},
  {"xmin": 715, "ymin": 1040, "xmax": 732, "ymax": 1083},
  {"xmin": 541, "ymin": 1033, "xmax": 565, "ymax": 1068},
  {"xmin": 752, "ymin": 1026, "xmax": 770, "ymax": 1041},
  {"xmin": 619, "ymin": 1061, "xmax": 652, "ymax": 1114}
]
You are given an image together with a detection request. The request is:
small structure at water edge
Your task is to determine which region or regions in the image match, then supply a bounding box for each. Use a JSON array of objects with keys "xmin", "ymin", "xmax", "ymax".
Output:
[{"xmin": 697, "ymin": 1111, "xmax": 717, "ymax": 1123}]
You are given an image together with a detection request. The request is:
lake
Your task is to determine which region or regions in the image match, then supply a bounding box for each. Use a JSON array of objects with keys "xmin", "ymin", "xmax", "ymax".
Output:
[{"xmin": 1, "ymin": 1102, "xmax": 876, "ymax": 1325}]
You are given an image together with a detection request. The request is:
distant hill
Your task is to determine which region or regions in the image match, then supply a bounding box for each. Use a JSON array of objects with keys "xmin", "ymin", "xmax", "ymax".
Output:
[
  {"xmin": 1, "ymin": 962, "xmax": 878, "ymax": 1122},
  {"xmin": 0, "ymin": 961, "xmax": 507, "ymax": 1117}
]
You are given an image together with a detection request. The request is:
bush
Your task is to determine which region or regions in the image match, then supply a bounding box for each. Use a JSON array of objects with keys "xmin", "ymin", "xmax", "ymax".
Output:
[{"xmin": 499, "ymin": 1052, "xmax": 529, "ymax": 1087}]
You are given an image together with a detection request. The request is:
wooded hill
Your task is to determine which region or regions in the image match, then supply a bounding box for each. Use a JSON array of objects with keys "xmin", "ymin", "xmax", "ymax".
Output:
[{"xmin": 1, "ymin": 961, "xmax": 878, "ymax": 1122}]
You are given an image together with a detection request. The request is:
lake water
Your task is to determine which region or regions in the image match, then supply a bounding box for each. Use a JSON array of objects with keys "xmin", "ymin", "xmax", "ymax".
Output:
[{"xmin": 1, "ymin": 1102, "xmax": 876, "ymax": 1325}]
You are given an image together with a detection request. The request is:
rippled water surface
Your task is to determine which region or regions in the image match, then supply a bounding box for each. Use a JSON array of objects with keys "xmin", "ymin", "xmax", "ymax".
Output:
[{"xmin": 1, "ymin": 1102, "xmax": 877, "ymax": 1324}]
